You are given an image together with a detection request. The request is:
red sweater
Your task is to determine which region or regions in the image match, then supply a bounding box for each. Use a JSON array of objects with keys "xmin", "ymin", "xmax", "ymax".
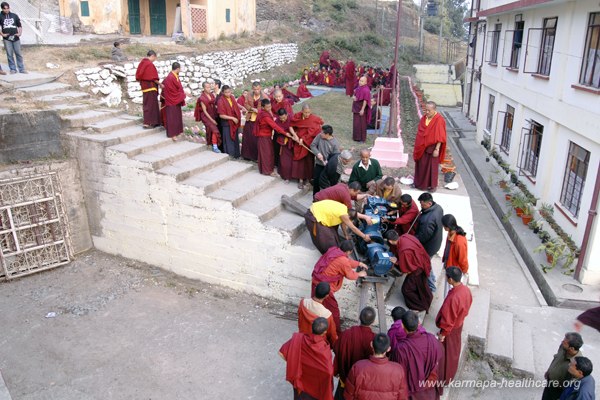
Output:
[
  {"xmin": 344, "ymin": 356, "xmax": 409, "ymax": 400},
  {"xmin": 255, "ymin": 110, "xmax": 286, "ymax": 137}
]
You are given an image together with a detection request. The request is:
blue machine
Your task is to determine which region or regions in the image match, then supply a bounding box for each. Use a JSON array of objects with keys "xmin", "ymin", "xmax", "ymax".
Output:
[{"xmin": 357, "ymin": 197, "xmax": 395, "ymax": 276}]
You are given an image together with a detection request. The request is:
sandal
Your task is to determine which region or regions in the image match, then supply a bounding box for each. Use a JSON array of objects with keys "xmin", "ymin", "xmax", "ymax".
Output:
[{"xmin": 143, "ymin": 124, "xmax": 152, "ymax": 129}]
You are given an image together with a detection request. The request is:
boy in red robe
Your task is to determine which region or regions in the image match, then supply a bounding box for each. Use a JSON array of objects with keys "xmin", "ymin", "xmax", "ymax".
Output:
[
  {"xmin": 271, "ymin": 89, "xmax": 294, "ymax": 168},
  {"xmin": 332, "ymin": 307, "xmax": 375, "ymax": 399},
  {"xmin": 241, "ymin": 82, "xmax": 268, "ymax": 161},
  {"xmin": 311, "ymin": 240, "xmax": 368, "ymax": 334},
  {"xmin": 194, "ymin": 81, "xmax": 221, "ymax": 153},
  {"xmin": 413, "ymin": 101, "xmax": 447, "ymax": 191},
  {"xmin": 290, "ymin": 104, "xmax": 323, "ymax": 189},
  {"xmin": 319, "ymin": 50, "xmax": 331, "ymax": 69},
  {"xmin": 435, "ymin": 267, "xmax": 472, "ymax": 385},
  {"xmin": 135, "ymin": 50, "xmax": 162, "ymax": 128},
  {"xmin": 352, "ymin": 76, "xmax": 371, "ymax": 142},
  {"xmin": 345, "ymin": 59, "xmax": 357, "ymax": 96},
  {"xmin": 275, "ymin": 108, "xmax": 295, "ymax": 181},
  {"xmin": 216, "ymin": 85, "xmax": 242, "ymax": 158},
  {"xmin": 279, "ymin": 318, "xmax": 334, "ymax": 400},
  {"xmin": 160, "ymin": 62, "xmax": 186, "ymax": 140},
  {"xmin": 255, "ymin": 99, "xmax": 287, "ymax": 176},
  {"xmin": 298, "ymin": 282, "xmax": 338, "ymax": 346},
  {"xmin": 386, "ymin": 231, "xmax": 433, "ymax": 314}
]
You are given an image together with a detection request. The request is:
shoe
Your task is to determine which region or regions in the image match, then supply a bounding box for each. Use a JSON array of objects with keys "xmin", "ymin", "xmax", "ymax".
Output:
[
  {"xmin": 142, "ymin": 124, "xmax": 152, "ymax": 129},
  {"xmin": 0, "ymin": 70, "xmax": 6, "ymax": 75},
  {"xmin": 20, "ymin": 70, "xmax": 27, "ymax": 74},
  {"xmin": 10, "ymin": 70, "xmax": 17, "ymax": 74},
  {"xmin": 212, "ymin": 144, "xmax": 221, "ymax": 153}
]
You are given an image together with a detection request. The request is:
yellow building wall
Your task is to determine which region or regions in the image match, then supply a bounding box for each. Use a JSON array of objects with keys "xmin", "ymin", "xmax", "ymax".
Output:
[
  {"xmin": 206, "ymin": 0, "xmax": 255, "ymax": 40},
  {"xmin": 60, "ymin": 0, "xmax": 123, "ymax": 34}
]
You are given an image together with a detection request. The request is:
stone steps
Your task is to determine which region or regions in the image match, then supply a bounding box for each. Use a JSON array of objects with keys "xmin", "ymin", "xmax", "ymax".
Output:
[
  {"xmin": 208, "ymin": 170, "xmax": 277, "ymax": 207},
  {"xmin": 238, "ymin": 181, "xmax": 306, "ymax": 222},
  {"xmin": 181, "ymin": 161, "xmax": 254, "ymax": 194},
  {"xmin": 132, "ymin": 141, "xmax": 205, "ymax": 170},
  {"xmin": 464, "ymin": 287, "xmax": 491, "ymax": 356},
  {"xmin": 19, "ymin": 82, "xmax": 72, "ymax": 96},
  {"xmin": 157, "ymin": 151, "xmax": 230, "ymax": 182},
  {"xmin": 71, "ymin": 125, "xmax": 163, "ymax": 147},
  {"xmin": 265, "ymin": 192, "xmax": 313, "ymax": 242},
  {"xmin": 86, "ymin": 115, "xmax": 141, "ymax": 133},
  {"xmin": 109, "ymin": 133, "xmax": 174, "ymax": 157},
  {"xmin": 38, "ymin": 91, "xmax": 90, "ymax": 104},
  {"xmin": 512, "ymin": 321, "xmax": 535, "ymax": 377},
  {"xmin": 484, "ymin": 309, "xmax": 514, "ymax": 371},
  {"xmin": 61, "ymin": 109, "xmax": 122, "ymax": 129}
]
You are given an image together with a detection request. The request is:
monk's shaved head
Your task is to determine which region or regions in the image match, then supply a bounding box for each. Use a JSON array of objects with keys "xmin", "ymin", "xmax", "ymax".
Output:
[
  {"xmin": 273, "ymin": 89, "xmax": 283, "ymax": 102},
  {"xmin": 301, "ymin": 103, "xmax": 311, "ymax": 111},
  {"xmin": 383, "ymin": 176, "xmax": 395, "ymax": 187},
  {"xmin": 340, "ymin": 240, "xmax": 354, "ymax": 252},
  {"xmin": 402, "ymin": 310, "xmax": 420, "ymax": 333},
  {"xmin": 372, "ymin": 333, "xmax": 391, "ymax": 355},
  {"xmin": 360, "ymin": 307, "xmax": 376, "ymax": 326},
  {"xmin": 391, "ymin": 306, "xmax": 407, "ymax": 322},
  {"xmin": 202, "ymin": 81, "xmax": 211, "ymax": 90},
  {"xmin": 359, "ymin": 76, "xmax": 367, "ymax": 86},
  {"xmin": 446, "ymin": 266, "xmax": 462, "ymax": 283},
  {"xmin": 360, "ymin": 149, "xmax": 370, "ymax": 157},
  {"xmin": 252, "ymin": 81, "xmax": 261, "ymax": 88},
  {"xmin": 426, "ymin": 101, "xmax": 437, "ymax": 109},
  {"xmin": 312, "ymin": 317, "xmax": 329, "ymax": 335},
  {"xmin": 314, "ymin": 282, "xmax": 330, "ymax": 300}
]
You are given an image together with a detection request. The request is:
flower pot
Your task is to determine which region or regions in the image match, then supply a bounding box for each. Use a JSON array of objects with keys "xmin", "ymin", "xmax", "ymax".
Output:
[
  {"xmin": 522, "ymin": 214, "xmax": 533, "ymax": 225},
  {"xmin": 515, "ymin": 207, "xmax": 524, "ymax": 217},
  {"xmin": 486, "ymin": 157, "xmax": 490, "ymax": 162},
  {"xmin": 505, "ymin": 194, "xmax": 512, "ymax": 201},
  {"xmin": 545, "ymin": 251, "xmax": 554, "ymax": 264},
  {"xmin": 533, "ymin": 227, "xmax": 540, "ymax": 234},
  {"xmin": 499, "ymin": 181, "xmax": 507, "ymax": 189}
]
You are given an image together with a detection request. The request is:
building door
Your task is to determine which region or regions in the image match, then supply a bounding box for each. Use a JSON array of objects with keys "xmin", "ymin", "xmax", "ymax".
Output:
[
  {"xmin": 149, "ymin": 0, "xmax": 167, "ymax": 35},
  {"xmin": 128, "ymin": 0, "xmax": 141, "ymax": 34}
]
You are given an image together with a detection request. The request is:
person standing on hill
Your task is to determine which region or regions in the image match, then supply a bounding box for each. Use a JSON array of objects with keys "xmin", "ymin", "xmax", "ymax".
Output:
[
  {"xmin": 352, "ymin": 76, "xmax": 371, "ymax": 143},
  {"xmin": 135, "ymin": 50, "xmax": 162, "ymax": 129},
  {"xmin": 413, "ymin": 101, "xmax": 447, "ymax": 192},
  {"xmin": 0, "ymin": 2, "xmax": 25, "ymax": 74},
  {"xmin": 160, "ymin": 62, "xmax": 186, "ymax": 141}
]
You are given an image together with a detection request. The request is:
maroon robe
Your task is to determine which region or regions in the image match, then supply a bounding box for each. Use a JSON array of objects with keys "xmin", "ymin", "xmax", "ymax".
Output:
[
  {"xmin": 194, "ymin": 92, "xmax": 220, "ymax": 146},
  {"xmin": 577, "ymin": 307, "xmax": 600, "ymax": 332},
  {"xmin": 396, "ymin": 234, "xmax": 433, "ymax": 312},
  {"xmin": 290, "ymin": 112, "xmax": 324, "ymax": 181},
  {"xmin": 319, "ymin": 51, "xmax": 330, "ymax": 68},
  {"xmin": 276, "ymin": 117, "xmax": 294, "ymax": 180},
  {"xmin": 413, "ymin": 113, "xmax": 447, "ymax": 191},
  {"xmin": 280, "ymin": 333, "xmax": 334, "ymax": 400},
  {"xmin": 435, "ymin": 284, "xmax": 472, "ymax": 384},
  {"xmin": 352, "ymin": 85, "xmax": 371, "ymax": 142},
  {"xmin": 161, "ymin": 72, "xmax": 186, "ymax": 138},
  {"xmin": 344, "ymin": 61, "xmax": 356, "ymax": 96},
  {"xmin": 241, "ymin": 93, "xmax": 267, "ymax": 161},
  {"xmin": 255, "ymin": 109, "xmax": 286, "ymax": 175},
  {"xmin": 216, "ymin": 95, "xmax": 242, "ymax": 157},
  {"xmin": 330, "ymin": 59, "xmax": 341, "ymax": 71},
  {"xmin": 332, "ymin": 325, "xmax": 374, "ymax": 398},
  {"xmin": 282, "ymin": 87, "xmax": 300, "ymax": 103},
  {"xmin": 271, "ymin": 98, "xmax": 294, "ymax": 117},
  {"xmin": 135, "ymin": 57, "xmax": 161, "ymax": 126},
  {"xmin": 391, "ymin": 330, "xmax": 442, "ymax": 399},
  {"xmin": 297, "ymin": 83, "xmax": 313, "ymax": 98}
]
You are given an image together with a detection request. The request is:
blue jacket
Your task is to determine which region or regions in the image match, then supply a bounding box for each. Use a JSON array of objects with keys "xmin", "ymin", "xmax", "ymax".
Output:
[{"xmin": 560, "ymin": 375, "xmax": 595, "ymax": 400}]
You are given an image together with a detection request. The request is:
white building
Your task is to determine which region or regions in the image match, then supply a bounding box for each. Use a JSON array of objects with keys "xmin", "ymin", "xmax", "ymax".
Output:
[{"xmin": 462, "ymin": 0, "xmax": 600, "ymax": 285}]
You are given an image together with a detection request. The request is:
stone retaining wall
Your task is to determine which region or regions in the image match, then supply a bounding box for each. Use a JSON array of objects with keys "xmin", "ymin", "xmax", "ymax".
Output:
[{"xmin": 74, "ymin": 43, "xmax": 299, "ymax": 107}]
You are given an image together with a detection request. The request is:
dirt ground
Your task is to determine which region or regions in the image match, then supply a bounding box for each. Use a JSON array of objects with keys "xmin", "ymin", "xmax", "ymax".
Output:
[{"xmin": 0, "ymin": 250, "xmax": 301, "ymax": 399}]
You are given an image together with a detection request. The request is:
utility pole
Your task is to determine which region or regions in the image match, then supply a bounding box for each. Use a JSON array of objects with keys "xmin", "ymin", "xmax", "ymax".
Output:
[
  {"xmin": 419, "ymin": 0, "xmax": 425, "ymax": 58},
  {"xmin": 388, "ymin": 0, "xmax": 402, "ymax": 136},
  {"xmin": 438, "ymin": 0, "xmax": 444, "ymax": 63}
]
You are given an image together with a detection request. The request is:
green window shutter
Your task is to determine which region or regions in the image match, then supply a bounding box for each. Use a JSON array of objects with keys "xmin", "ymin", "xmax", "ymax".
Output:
[
  {"xmin": 80, "ymin": 1, "xmax": 90, "ymax": 17},
  {"xmin": 225, "ymin": 8, "xmax": 230, "ymax": 23}
]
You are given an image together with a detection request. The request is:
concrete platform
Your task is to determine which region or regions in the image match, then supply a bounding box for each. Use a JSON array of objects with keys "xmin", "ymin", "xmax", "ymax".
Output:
[
  {"xmin": 109, "ymin": 134, "xmax": 173, "ymax": 157},
  {"xmin": 38, "ymin": 91, "xmax": 90, "ymax": 104},
  {"xmin": 157, "ymin": 151, "xmax": 229, "ymax": 182},
  {"xmin": 61, "ymin": 109, "xmax": 121, "ymax": 129},
  {"xmin": 264, "ymin": 210, "xmax": 306, "ymax": 240},
  {"xmin": 87, "ymin": 115, "xmax": 141, "ymax": 133},
  {"xmin": 238, "ymin": 181, "xmax": 305, "ymax": 221},
  {"xmin": 18, "ymin": 82, "xmax": 72, "ymax": 96},
  {"xmin": 485, "ymin": 309, "xmax": 514, "ymax": 368},
  {"xmin": 512, "ymin": 321, "xmax": 536, "ymax": 377},
  {"xmin": 182, "ymin": 161, "xmax": 254, "ymax": 194},
  {"xmin": 463, "ymin": 287, "xmax": 490, "ymax": 356},
  {"xmin": 0, "ymin": 71, "xmax": 58, "ymax": 88},
  {"xmin": 68, "ymin": 125, "xmax": 162, "ymax": 147},
  {"xmin": 208, "ymin": 171, "xmax": 276, "ymax": 206},
  {"xmin": 133, "ymin": 141, "xmax": 205, "ymax": 170}
]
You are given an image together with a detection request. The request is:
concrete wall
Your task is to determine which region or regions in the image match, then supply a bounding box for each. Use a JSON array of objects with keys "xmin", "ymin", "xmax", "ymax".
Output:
[
  {"xmin": 0, "ymin": 160, "xmax": 93, "ymax": 255},
  {"xmin": 463, "ymin": 0, "xmax": 600, "ymax": 283},
  {"xmin": 0, "ymin": 111, "xmax": 63, "ymax": 163}
]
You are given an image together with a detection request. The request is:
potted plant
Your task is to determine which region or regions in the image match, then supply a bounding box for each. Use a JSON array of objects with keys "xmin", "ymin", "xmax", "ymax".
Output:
[
  {"xmin": 521, "ymin": 204, "xmax": 533, "ymax": 225},
  {"xmin": 538, "ymin": 230, "xmax": 551, "ymax": 243},
  {"xmin": 511, "ymin": 193, "xmax": 527, "ymax": 216},
  {"xmin": 528, "ymin": 219, "xmax": 543, "ymax": 234},
  {"xmin": 534, "ymin": 237, "xmax": 576, "ymax": 273},
  {"xmin": 499, "ymin": 179, "xmax": 508, "ymax": 189},
  {"xmin": 503, "ymin": 183, "xmax": 514, "ymax": 200},
  {"xmin": 540, "ymin": 202, "xmax": 554, "ymax": 219}
]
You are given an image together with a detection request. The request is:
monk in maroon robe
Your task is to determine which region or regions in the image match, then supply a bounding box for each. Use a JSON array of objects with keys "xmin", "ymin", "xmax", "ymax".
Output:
[
  {"xmin": 319, "ymin": 50, "xmax": 331, "ymax": 69},
  {"xmin": 279, "ymin": 318, "xmax": 334, "ymax": 400},
  {"xmin": 330, "ymin": 58, "xmax": 341, "ymax": 71},
  {"xmin": 255, "ymin": 99, "xmax": 287, "ymax": 176},
  {"xmin": 237, "ymin": 90, "xmax": 248, "ymax": 108},
  {"xmin": 194, "ymin": 81, "xmax": 221, "ymax": 152},
  {"xmin": 275, "ymin": 108, "xmax": 295, "ymax": 181},
  {"xmin": 216, "ymin": 85, "xmax": 242, "ymax": 158},
  {"xmin": 413, "ymin": 101, "xmax": 447, "ymax": 191},
  {"xmin": 290, "ymin": 104, "xmax": 323, "ymax": 188},
  {"xmin": 282, "ymin": 84, "xmax": 300, "ymax": 103},
  {"xmin": 161, "ymin": 62, "xmax": 186, "ymax": 140},
  {"xmin": 391, "ymin": 311, "xmax": 442, "ymax": 400},
  {"xmin": 344, "ymin": 60, "xmax": 356, "ymax": 96},
  {"xmin": 332, "ymin": 307, "xmax": 375, "ymax": 400},
  {"xmin": 297, "ymin": 83, "xmax": 313, "ymax": 98},
  {"xmin": 135, "ymin": 50, "xmax": 161, "ymax": 128},
  {"xmin": 435, "ymin": 267, "xmax": 472, "ymax": 385},
  {"xmin": 301, "ymin": 69, "xmax": 311, "ymax": 84},
  {"xmin": 386, "ymin": 231, "xmax": 433, "ymax": 313},
  {"xmin": 352, "ymin": 76, "xmax": 371, "ymax": 142},
  {"xmin": 241, "ymin": 82, "xmax": 267, "ymax": 161},
  {"xmin": 576, "ymin": 306, "xmax": 600, "ymax": 332}
]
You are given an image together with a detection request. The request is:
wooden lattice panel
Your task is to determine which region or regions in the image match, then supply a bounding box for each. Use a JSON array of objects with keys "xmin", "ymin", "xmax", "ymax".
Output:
[
  {"xmin": 191, "ymin": 7, "xmax": 207, "ymax": 34},
  {"xmin": 0, "ymin": 173, "xmax": 72, "ymax": 280}
]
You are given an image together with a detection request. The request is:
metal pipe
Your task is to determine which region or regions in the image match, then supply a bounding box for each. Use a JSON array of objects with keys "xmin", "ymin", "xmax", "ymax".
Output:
[
  {"xmin": 475, "ymin": 22, "xmax": 487, "ymax": 123},
  {"xmin": 388, "ymin": 0, "xmax": 402, "ymax": 136},
  {"xmin": 575, "ymin": 162, "xmax": 600, "ymax": 281}
]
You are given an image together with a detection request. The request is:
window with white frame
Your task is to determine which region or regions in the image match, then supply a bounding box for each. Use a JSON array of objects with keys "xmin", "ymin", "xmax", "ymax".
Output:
[
  {"xmin": 579, "ymin": 12, "xmax": 600, "ymax": 88},
  {"xmin": 537, "ymin": 17, "xmax": 557, "ymax": 75},
  {"xmin": 510, "ymin": 16, "xmax": 525, "ymax": 68},
  {"xmin": 519, "ymin": 121, "xmax": 543, "ymax": 177},
  {"xmin": 485, "ymin": 94, "xmax": 495, "ymax": 132},
  {"xmin": 486, "ymin": 23, "xmax": 502, "ymax": 64},
  {"xmin": 560, "ymin": 142, "xmax": 590, "ymax": 217},
  {"xmin": 500, "ymin": 104, "xmax": 514, "ymax": 154}
]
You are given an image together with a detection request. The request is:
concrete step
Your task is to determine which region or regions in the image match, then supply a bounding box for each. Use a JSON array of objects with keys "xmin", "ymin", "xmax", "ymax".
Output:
[
  {"xmin": 67, "ymin": 126, "xmax": 162, "ymax": 147},
  {"xmin": 18, "ymin": 81, "xmax": 72, "ymax": 96},
  {"xmin": 132, "ymin": 141, "xmax": 205, "ymax": 170},
  {"xmin": 265, "ymin": 210, "xmax": 306, "ymax": 241},
  {"xmin": 109, "ymin": 134, "xmax": 173, "ymax": 157},
  {"xmin": 512, "ymin": 321, "xmax": 535, "ymax": 378},
  {"xmin": 208, "ymin": 171, "xmax": 276, "ymax": 207},
  {"xmin": 49, "ymin": 103, "xmax": 90, "ymax": 115},
  {"xmin": 157, "ymin": 151, "xmax": 229, "ymax": 182},
  {"xmin": 464, "ymin": 287, "xmax": 491, "ymax": 356},
  {"xmin": 0, "ymin": 71, "xmax": 59, "ymax": 88},
  {"xmin": 182, "ymin": 161, "xmax": 254, "ymax": 194},
  {"xmin": 293, "ymin": 229, "xmax": 315, "ymax": 249},
  {"xmin": 86, "ymin": 115, "xmax": 141, "ymax": 133},
  {"xmin": 38, "ymin": 91, "xmax": 90, "ymax": 104},
  {"xmin": 61, "ymin": 109, "xmax": 121, "ymax": 129},
  {"xmin": 238, "ymin": 180, "xmax": 305, "ymax": 222},
  {"xmin": 485, "ymin": 309, "xmax": 514, "ymax": 370}
]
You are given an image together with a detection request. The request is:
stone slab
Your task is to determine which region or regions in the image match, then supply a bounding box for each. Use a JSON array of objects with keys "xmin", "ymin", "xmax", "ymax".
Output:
[
  {"xmin": 264, "ymin": 210, "xmax": 305, "ymax": 240},
  {"xmin": 485, "ymin": 309, "xmax": 514, "ymax": 367},
  {"xmin": 182, "ymin": 161, "xmax": 254, "ymax": 193},
  {"xmin": 109, "ymin": 134, "xmax": 173, "ymax": 157},
  {"xmin": 61, "ymin": 109, "xmax": 121, "ymax": 128},
  {"xmin": 87, "ymin": 115, "xmax": 140, "ymax": 133},
  {"xmin": 133, "ymin": 141, "xmax": 204, "ymax": 170},
  {"xmin": 464, "ymin": 287, "xmax": 491, "ymax": 356},
  {"xmin": 238, "ymin": 180, "xmax": 304, "ymax": 221},
  {"xmin": 208, "ymin": 171, "xmax": 275, "ymax": 205},
  {"xmin": 18, "ymin": 82, "xmax": 71, "ymax": 96},
  {"xmin": 38, "ymin": 91, "xmax": 90, "ymax": 104},
  {"xmin": 0, "ymin": 71, "xmax": 58, "ymax": 88},
  {"xmin": 157, "ymin": 151, "xmax": 229, "ymax": 181},
  {"xmin": 512, "ymin": 321, "xmax": 535, "ymax": 378}
]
